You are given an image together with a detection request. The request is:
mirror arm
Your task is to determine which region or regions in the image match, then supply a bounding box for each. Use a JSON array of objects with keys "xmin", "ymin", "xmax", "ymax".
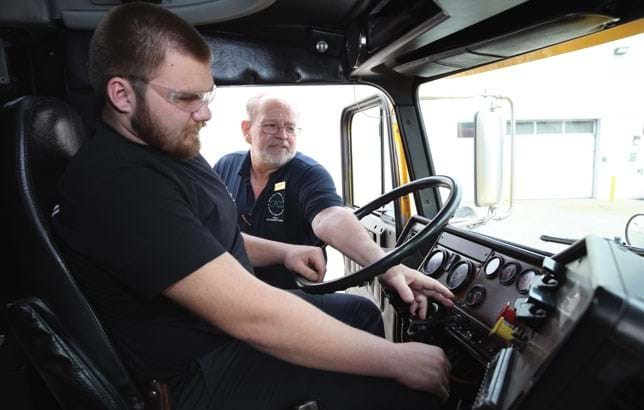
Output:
[{"xmin": 489, "ymin": 95, "xmax": 515, "ymax": 221}]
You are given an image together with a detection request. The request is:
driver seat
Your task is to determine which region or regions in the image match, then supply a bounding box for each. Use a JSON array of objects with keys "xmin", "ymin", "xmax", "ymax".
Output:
[{"xmin": 2, "ymin": 96, "xmax": 166, "ymax": 409}]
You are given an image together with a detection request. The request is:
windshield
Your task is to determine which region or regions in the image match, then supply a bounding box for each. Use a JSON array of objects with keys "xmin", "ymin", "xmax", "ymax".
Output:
[{"xmin": 418, "ymin": 26, "xmax": 644, "ymax": 254}]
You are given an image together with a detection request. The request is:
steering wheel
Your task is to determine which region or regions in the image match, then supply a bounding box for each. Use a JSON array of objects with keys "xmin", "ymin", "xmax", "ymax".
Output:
[{"xmin": 297, "ymin": 175, "xmax": 461, "ymax": 294}]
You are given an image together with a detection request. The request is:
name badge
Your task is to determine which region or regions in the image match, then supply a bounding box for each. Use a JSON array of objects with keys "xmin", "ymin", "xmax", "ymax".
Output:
[{"xmin": 274, "ymin": 181, "xmax": 286, "ymax": 191}]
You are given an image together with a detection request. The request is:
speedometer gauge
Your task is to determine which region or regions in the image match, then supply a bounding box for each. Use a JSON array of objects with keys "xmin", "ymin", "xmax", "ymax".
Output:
[
  {"xmin": 423, "ymin": 249, "xmax": 448, "ymax": 277},
  {"xmin": 499, "ymin": 262, "xmax": 520, "ymax": 285},
  {"xmin": 446, "ymin": 260, "xmax": 473, "ymax": 291},
  {"xmin": 516, "ymin": 269, "xmax": 537, "ymax": 294}
]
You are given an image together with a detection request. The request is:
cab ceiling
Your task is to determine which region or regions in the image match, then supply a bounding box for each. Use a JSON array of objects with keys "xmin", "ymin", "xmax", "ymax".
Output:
[{"xmin": 1, "ymin": 0, "xmax": 643, "ymax": 87}]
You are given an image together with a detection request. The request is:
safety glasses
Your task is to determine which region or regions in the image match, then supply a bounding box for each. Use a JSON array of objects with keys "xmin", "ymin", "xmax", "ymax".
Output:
[
  {"xmin": 254, "ymin": 122, "xmax": 301, "ymax": 136},
  {"xmin": 130, "ymin": 77, "xmax": 216, "ymax": 113}
]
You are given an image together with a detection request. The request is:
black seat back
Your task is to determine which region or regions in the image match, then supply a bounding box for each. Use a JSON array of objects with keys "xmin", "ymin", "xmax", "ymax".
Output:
[{"xmin": 2, "ymin": 96, "xmax": 145, "ymax": 409}]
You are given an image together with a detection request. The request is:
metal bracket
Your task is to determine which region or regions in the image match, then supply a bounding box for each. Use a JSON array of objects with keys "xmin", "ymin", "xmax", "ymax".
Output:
[{"xmin": 541, "ymin": 256, "xmax": 566, "ymax": 286}]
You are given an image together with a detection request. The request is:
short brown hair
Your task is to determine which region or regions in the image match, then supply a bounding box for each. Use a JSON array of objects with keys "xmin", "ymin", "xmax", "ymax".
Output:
[{"xmin": 89, "ymin": 2, "xmax": 212, "ymax": 98}]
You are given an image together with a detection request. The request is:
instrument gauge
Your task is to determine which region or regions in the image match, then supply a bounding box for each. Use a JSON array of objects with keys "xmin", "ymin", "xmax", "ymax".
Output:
[
  {"xmin": 446, "ymin": 261, "xmax": 473, "ymax": 291},
  {"xmin": 423, "ymin": 249, "xmax": 448, "ymax": 278},
  {"xmin": 517, "ymin": 269, "xmax": 537, "ymax": 294},
  {"xmin": 465, "ymin": 285, "xmax": 486, "ymax": 307},
  {"xmin": 499, "ymin": 262, "xmax": 520, "ymax": 285},
  {"xmin": 484, "ymin": 256, "xmax": 503, "ymax": 279}
]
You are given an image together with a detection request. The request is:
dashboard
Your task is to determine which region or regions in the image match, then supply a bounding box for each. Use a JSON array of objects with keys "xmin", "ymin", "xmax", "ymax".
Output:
[
  {"xmin": 393, "ymin": 216, "xmax": 644, "ymax": 410},
  {"xmin": 401, "ymin": 220, "xmax": 546, "ymax": 364}
]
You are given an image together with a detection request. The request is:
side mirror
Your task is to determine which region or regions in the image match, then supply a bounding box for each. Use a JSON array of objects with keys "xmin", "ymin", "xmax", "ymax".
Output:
[
  {"xmin": 474, "ymin": 107, "xmax": 505, "ymax": 207},
  {"xmin": 625, "ymin": 213, "xmax": 644, "ymax": 248}
]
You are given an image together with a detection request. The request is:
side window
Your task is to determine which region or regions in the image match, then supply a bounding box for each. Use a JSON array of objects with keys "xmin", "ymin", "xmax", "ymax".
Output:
[
  {"xmin": 343, "ymin": 95, "xmax": 394, "ymax": 210},
  {"xmin": 348, "ymin": 105, "xmax": 393, "ymax": 207},
  {"xmin": 341, "ymin": 94, "xmax": 414, "ymax": 238}
]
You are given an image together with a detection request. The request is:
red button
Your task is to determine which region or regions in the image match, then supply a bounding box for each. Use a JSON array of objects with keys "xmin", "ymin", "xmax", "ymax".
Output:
[{"xmin": 497, "ymin": 302, "xmax": 518, "ymax": 325}]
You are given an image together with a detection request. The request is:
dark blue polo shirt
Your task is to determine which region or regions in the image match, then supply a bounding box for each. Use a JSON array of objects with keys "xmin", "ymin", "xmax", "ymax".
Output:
[{"xmin": 214, "ymin": 151, "xmax": 343, "ymax": 288}]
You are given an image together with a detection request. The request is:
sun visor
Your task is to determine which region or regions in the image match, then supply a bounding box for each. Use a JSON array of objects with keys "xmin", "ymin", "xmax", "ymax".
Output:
[{"xmin": 395, "ymin": 13, "xmax": 619, "ymax": 78}]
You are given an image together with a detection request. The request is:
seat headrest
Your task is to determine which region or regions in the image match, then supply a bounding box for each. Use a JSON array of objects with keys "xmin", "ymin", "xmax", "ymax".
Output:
[{"xmin": 10, "ymin": 96, "xmax": 85, "ymax": 214}]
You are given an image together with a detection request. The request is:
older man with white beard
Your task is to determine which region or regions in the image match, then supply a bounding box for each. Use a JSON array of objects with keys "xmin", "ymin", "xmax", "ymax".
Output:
[{"xmin": 214, "ymin": 94, "xmax": 455, "ymax": 315}]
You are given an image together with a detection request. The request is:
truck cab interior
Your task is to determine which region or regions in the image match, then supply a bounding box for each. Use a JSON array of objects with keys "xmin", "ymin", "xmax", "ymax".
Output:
[{"xmin": 1, "ymin": 1, "xmax": 644, "ymax": 409}]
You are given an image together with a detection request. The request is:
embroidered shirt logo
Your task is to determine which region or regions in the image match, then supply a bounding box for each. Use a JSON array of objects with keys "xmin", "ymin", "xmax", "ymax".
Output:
[{"xmin": 267, "ymin": 192, "xmax": 285, "ymax": 222}]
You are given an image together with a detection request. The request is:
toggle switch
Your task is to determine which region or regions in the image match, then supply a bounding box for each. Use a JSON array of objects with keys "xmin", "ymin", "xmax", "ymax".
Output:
[
  {"xmin": 490, "ymin": 317, "xmax": 514, "ymax": 343},
  {"xmin": 497, "ymin": 302, "xmax": 518, "ymax": 326}
]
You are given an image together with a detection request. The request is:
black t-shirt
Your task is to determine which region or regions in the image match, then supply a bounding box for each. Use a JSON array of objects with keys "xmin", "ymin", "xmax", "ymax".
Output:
[
  {"xmin": 214, "ymin": 151, "xmax": 343, "ymax": 288},
  {"xmin": 52, "ymin": 121, "xmax": 252, "ymax": 379}
]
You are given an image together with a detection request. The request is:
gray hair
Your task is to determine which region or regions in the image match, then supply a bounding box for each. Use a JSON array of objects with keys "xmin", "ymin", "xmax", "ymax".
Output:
[{"xmin": 245, "ymin": 94, "xmax": 299, "ymax": 122}]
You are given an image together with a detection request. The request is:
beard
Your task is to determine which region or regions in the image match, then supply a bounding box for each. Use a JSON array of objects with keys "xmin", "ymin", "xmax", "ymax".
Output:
[
  {"xmin": 131, "ymin": 99, "xmax": 204, "ymax": 160},
  {"xmin": 259, "ymin": 144, "xmax": 295, "ymax": 168}
]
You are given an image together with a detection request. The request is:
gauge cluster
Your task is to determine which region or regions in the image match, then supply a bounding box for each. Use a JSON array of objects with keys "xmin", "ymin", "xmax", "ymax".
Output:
[
  {"xmin": 397, "ymin": 217, "xmax": 548, "ymax": 363},
  {"xmin": 396, "ymin": 217, "xmax": 644, "ymax": 410},
  {"xmin": 417, "ymin": 230, "xmax": 544, "ymax": 331}
]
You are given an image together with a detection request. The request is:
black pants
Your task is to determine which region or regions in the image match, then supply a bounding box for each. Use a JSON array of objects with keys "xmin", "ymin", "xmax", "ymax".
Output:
[{"xmin": 169, "ymin": 291, "xmax": 439, "ymax": 410}]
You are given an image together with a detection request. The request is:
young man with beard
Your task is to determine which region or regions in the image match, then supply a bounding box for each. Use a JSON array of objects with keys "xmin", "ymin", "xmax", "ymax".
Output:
[
  {"xmin": 215, "ymin": 95, "xmax": 455, "ymax": 308},
  {"xmin": 52, "ymin": 3, "xmax": 453, "ymax": 409}
]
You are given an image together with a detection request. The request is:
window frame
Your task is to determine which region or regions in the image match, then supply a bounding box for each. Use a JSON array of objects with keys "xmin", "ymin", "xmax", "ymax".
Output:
[{"xmin": 340, "ymin": 94, "xmax": 404, "ymax": 233}]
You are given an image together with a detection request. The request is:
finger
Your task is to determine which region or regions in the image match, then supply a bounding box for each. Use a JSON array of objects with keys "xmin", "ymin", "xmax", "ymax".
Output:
[
  {"xmin": 309, "ymin": 254, "xmax": 327, "ymax": 277},
  {"xmin": 416, "ymin": 295, "xmax": 428, "ymax": 320},
  {"xmin": 316, "ymin": 270, "xmax": 326, "ymax": 282},
  {"xmin": 411, "ymin": 275, "xmax": 455, "ymax": 300},
  {"xmin": 389, "ymin": 274, "xmax": 415, "ymax": 304},
  {"xmin": 425, "ymin": 290, "xmax": 455, "ymax": 308},
  {"xmin": 409, "ymin": 300, "xmax": 418, "ymax": 317},
  {"xmin": 429, "ymin": 281, "xmax": 455, "ymax": 300},
  {"xmin": 297, "ymin": 264, "xmax": 320, "ymax": 282}
]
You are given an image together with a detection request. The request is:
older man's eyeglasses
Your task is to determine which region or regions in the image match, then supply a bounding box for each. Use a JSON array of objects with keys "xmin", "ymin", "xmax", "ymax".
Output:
[
  {"xmin": 254, "ymin": 122, "xmax": 301, "ymax": 136},
  {"xmin": 129, "ymin": 77, "xmax": 216, "ymax": 113}
]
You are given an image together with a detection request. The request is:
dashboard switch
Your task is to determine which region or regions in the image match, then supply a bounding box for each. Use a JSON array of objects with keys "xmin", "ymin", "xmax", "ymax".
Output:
[
  {"xmin": 497, "ymin": 303, "xmax": 518, "ymax": 326},
  {"xmin": 490, "ymin": 317, "xmax": 514, "ymax": 343},
  {"xmin": 515, "ymin": 298, "xmax": 548, "ymax": 329}
]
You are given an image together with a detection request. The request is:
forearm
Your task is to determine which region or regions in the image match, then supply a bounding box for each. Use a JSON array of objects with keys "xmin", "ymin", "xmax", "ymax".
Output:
[
  {"xmin": 241, "ymin": 232, "xmax": 288, "ymax": 267},
  {"xmin": 246, "ymin": 285, "xmax": 399, "ymax": 377},
  {"xmin": 165, "ymin": 254, "xmax": 400, "ymax": 379},
  {"xmin": 312, "ymin": 207, "xmax": 385, "ymax": 267}
]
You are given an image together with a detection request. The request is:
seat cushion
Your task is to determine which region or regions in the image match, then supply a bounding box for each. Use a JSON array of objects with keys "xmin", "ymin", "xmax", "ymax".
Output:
[{"xmin": 7, "ymin": 297, "xmax": 135, "ymax": 410}]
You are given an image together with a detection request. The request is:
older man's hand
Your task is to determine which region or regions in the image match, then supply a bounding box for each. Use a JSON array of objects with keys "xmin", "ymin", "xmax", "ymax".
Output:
[
  {"xmin": 379, "ymin": 264, "xmax": 454, "ymax": 319},
  {"xmin": 284, "ymin": 244, "xmax": 327, "ymax": 282}
]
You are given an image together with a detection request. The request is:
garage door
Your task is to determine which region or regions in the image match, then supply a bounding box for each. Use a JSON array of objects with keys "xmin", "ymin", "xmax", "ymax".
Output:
[{"xmin": 513, "ymin": 120, "xmax": 596, "ymax": 199}]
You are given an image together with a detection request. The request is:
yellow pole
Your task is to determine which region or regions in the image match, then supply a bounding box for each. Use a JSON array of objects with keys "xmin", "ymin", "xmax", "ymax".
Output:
[{"xmin": 609, "ymin": 176, "xmax": 616, "ymax": 201}]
